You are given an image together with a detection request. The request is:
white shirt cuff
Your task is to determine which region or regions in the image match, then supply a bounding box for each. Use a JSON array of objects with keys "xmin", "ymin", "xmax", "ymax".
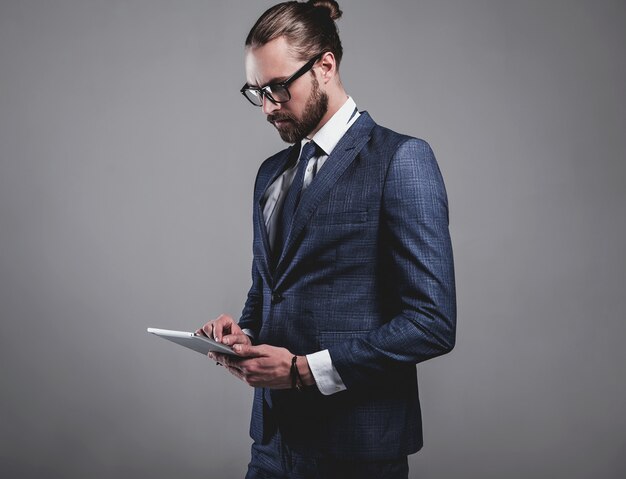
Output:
[{"xmin": 306, "ymin": 349, "xmax": 347, "ymax": 395}]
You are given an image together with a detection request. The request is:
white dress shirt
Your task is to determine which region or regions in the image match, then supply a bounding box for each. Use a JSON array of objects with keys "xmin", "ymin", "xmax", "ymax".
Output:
[{"xmin": 247, "ymin": 96, "xmax": 360, "ymax": 395}]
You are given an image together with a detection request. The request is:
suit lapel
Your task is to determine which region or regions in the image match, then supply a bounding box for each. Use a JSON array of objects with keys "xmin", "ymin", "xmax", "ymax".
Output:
[
  {"xmin": 273, "ymin": 112, "xmax": 376, "ymax": 286},
  {"xmin": 254, "ymin": 145, "xmax": 298, "ymax": 285}
]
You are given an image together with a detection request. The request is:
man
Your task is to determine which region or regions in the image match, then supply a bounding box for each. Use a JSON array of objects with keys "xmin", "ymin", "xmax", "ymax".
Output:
[{"xmin": 197, "ymin": 1, "xmax": 456, "ymax": 478}]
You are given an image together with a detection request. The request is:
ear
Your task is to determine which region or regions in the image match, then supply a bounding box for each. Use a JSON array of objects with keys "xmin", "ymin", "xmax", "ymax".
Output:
[{"xmin": 317, "ymin": 51, "xmax": 337, "ymax": 84}]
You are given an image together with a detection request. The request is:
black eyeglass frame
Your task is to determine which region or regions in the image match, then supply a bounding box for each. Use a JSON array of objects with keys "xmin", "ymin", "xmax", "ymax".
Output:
[{"xmin": 240, "ymin": 52, "xmax": 324, "ymax": 107}]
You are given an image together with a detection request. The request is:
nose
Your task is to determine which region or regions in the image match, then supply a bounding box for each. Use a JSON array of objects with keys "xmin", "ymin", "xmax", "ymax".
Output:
[{"xmin": 262, "ymin": 94, "xmax": 280, "ymax": 115}]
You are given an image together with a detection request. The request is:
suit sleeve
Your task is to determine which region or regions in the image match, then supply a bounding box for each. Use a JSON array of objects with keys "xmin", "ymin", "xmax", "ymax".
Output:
[
  {"xmin": 328, "ymin": 138, "xmax": 456, "ymax": 389},
  {"xmin": 238, "ymin": 169, "xmax": 265, "ymax": 338},
  {"xmin": 238, "ymin": 260, "xmax": 263, "ymax": 339}
]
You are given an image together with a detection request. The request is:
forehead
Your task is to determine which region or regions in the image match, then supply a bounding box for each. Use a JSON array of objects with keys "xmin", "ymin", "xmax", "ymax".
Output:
[{"xmin": 245, "ymin": 37, "xmax": 301, "ymax": 87}]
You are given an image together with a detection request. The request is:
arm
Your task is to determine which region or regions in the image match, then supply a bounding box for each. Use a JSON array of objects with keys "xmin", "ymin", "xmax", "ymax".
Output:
[
  {"xmin": 195, "ymin": 259, "xmax": 262, "ymax": 350},
  {"xmin": 202, "ymin": 159, "xmax": 314, "ymax": 388},
  {"xmin": 196, "ymin": 230, "xmax": 264, "ymax": 358},
  {"xmin": 216, "ymin": 139, "xmax": 455, "ymax": 392},
  {"xmin": 238, "ymin": 260, "xmax": 263, "ymax": 339},
  {"xmin": 209, "ymin": 259, "xmax": 319, "ymax": 389},
  {"xmin": 196, "ymin": 168, "xmax": 265, "ymax": 352},
  {"xmin": 328, "ymin": 138, "xmax": 456, "ymax": 389}
]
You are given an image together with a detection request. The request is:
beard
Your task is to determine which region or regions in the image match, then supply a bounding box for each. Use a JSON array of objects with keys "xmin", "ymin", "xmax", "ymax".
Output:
[{"xmin": 267, "ymin": 76, "xmax": 329, "ymax": 144}]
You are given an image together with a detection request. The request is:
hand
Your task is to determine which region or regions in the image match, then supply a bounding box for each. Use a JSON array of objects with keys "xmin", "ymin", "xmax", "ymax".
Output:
[
  {"xmin": 211, "ymin": 344, "xmax": 315, "ymax": 389},
  {"xmin": 195, "ymin": 314, "xmax": 252, "ymax": 350}
]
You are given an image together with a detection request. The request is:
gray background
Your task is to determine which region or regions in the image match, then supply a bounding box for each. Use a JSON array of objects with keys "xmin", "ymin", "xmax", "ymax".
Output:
[{"xmin": 1, "ymin": 0, "xmax": 624, "ymax": 477}]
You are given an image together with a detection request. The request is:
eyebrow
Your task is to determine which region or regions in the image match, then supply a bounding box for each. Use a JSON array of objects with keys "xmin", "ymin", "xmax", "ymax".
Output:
[{"xmin": 247, "ymin": 75, "xmax": 290, "ymax": 89}]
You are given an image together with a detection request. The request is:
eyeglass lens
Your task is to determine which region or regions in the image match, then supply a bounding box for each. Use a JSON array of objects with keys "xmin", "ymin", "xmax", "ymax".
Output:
[{"xmin": 244, "ymin": 84, "xmax": 290, "ymax": 107}]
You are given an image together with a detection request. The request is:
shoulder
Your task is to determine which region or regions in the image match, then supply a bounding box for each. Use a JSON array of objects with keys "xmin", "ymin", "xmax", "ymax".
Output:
[
  {"xmin": 365, "ymin": 121, "xmax": 445, "ymax": 196},
  {"xmin": 371, "ymin": 124, "xmax": 431, "ymax": 154},
  {"xmin": 365, "ymin": 121, "xmax": 436, "ymax": 172}
]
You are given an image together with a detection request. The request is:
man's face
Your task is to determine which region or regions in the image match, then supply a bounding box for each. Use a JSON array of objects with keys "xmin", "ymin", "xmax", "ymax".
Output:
[{"xmin": 245, "ymin": 37, "xmax": 328, "ymax": 143}]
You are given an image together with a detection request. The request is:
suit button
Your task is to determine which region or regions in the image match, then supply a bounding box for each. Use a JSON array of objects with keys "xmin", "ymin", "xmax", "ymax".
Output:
[{"xmin": 271, "ymin": 292, "xmax": 284, "ymax": 304}]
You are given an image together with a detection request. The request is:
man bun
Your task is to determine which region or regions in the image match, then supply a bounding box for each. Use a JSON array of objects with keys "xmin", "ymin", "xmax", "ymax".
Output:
[
  {"xmin": 308, "ymin": 0, "xmax": 343, "ymax": 21},
  {"xmin": 247, "ymin": 1, "xmax": 345, "ymax": 66}
]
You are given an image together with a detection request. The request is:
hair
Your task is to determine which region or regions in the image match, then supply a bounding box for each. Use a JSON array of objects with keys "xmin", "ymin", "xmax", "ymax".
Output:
[{"xmin": 245, "ymin": 0, "xmax": 344, "ymax": 66}]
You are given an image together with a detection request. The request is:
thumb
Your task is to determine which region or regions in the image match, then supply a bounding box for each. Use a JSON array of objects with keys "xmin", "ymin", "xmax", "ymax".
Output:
[{"xmin": 232, "ymin": 343, "xmax": 264, "ymax": 357}]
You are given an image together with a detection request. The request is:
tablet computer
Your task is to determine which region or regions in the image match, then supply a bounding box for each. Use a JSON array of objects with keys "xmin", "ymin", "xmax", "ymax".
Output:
[{"xmin": 147, "ymin": 328, "xmax": 238, "ymax": 357}]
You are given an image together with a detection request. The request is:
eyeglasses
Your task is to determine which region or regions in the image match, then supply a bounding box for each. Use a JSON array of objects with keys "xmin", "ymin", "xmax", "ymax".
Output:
[{"xmin": 240, "ymin": 53, "xmax": 324, "ymax": 107}]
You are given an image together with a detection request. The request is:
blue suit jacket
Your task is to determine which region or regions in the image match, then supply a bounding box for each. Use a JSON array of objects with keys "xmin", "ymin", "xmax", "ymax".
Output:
[{"xmin": 239, "ymin": 112, "xmax": 456, "ymax": 460}]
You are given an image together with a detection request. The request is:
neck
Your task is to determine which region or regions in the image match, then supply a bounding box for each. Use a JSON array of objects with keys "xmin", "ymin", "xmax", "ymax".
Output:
[{"xmin": 307, "ymin": 87, "xmax": 349, "ymax": 139}]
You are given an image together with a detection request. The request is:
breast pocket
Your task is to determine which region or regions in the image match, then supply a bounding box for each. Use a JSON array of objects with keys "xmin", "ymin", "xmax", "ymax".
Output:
[{"xmin": 309, "ymin": 209, "xmax": 377, "ymax": 272}]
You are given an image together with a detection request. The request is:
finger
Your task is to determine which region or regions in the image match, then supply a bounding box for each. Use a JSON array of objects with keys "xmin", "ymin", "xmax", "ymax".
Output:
[
  {"xmin": 197, "ymin": 321, "xmax": 214, "ymax": 337},
  {"xmin": 221, "ymin": 333, "xmax": 251, "ymax": 347},
  {"xmin": 215, "ymin": 352, "xmax": 244, "ymax": 370},
  {"xmin": 212, "ymin": 314, "xmax": 235, "ymax": 342},
  {"xmin": 211, "ymin": 352, "xmax": 225, "ymax": 364},
  {"xmin": 232, "ymin": 344, "xmax": 264, "ymax": 357},
  {"xmin": 224, "ymin": 365, "xmax": 247, "ymax": 383},
  {"xmin": 201, "ymin": 322, "xmax": 214, "ymax": 338}
]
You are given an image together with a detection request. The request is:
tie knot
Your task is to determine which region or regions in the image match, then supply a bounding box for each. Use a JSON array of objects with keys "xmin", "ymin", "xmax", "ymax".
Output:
[{"xmin": 299, "ymin": 141, "xmax": 318, "ymax": 164}]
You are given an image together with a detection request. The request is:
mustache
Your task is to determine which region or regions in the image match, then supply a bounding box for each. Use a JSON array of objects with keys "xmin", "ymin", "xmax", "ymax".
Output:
[{"xmin": 267, "ymin": 113, "xmax": 295, "ymax": 124}]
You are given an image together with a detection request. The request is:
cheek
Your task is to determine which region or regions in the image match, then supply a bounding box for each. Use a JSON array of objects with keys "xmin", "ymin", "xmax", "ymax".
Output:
[
  {"xmin": 278, "ymin": 99, "xmax": 300, "ymax": 119},
  {"xmin": 289, "ymin": 80, "xmax": 312, "ymax": 105},
  {"xmin": 288, "ymin": 93, "xmax": 310, "ymax": 117}
]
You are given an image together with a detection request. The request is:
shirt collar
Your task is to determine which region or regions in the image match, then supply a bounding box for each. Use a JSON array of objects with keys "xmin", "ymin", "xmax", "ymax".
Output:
[{"xmin": 301, "ymin": 96, "xmax": 359, "ymax": 156}]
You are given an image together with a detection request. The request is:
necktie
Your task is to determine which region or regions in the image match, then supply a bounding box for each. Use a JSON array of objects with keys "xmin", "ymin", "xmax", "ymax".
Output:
[{"xmin": 273, "ymin": 141, "xmax": 318, "ymax": 264}]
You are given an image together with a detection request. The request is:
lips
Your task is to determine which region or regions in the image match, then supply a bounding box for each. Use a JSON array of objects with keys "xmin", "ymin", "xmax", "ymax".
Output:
[
  {"xmin": 268, "ymin": 114, "xmax": 293, "ymax": 127},
  {"xmin": 273, "ymin": 119, "xmax": 291, "ymax": 127}
]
